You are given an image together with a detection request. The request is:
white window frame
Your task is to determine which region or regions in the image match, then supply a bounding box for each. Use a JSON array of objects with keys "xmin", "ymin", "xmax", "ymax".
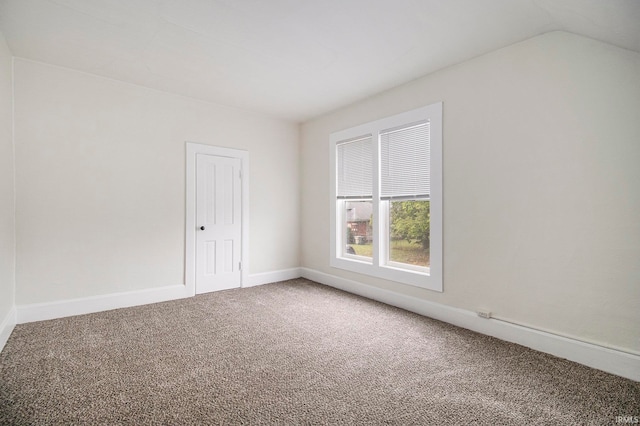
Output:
[{"xmin": 329, "ymin": 103, "xmax": 443, "ymax": 292}]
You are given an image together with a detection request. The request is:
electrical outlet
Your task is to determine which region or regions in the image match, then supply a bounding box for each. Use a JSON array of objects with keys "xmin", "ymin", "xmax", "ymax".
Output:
[{"xmin": 477, "ymin": 309, "xmax": 492, "ymax": 319}]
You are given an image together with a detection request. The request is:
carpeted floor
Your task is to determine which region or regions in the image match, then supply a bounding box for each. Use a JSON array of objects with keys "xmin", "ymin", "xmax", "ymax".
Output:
[{"xmin": 1, "ymin": 279, "xmax": 638, "ymax": 425}]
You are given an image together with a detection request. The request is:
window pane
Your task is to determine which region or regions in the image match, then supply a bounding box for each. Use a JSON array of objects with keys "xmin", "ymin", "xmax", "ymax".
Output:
[
  {"xmin": 337, "ymin": 136, "xmax": 372, "ymax": 198},
  {"xmin": 344, "ymin": 200, "xmax": 373, "ymax": 258},
  {"xmin": 389, "ymin": 200, "xmax": 430, "ymax": 267},
  {"xmin": 380, "ymin": 122, "xmax": 429, "ymax": 199}
]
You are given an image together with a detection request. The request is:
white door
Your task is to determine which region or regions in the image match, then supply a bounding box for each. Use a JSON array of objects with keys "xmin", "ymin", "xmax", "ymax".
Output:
[{"xmin": 196, "ymin": 154, "xmax": 242, "ymax": 294}]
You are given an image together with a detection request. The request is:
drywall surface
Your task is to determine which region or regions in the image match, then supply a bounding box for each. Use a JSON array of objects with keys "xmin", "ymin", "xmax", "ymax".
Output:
[
  {"xmin": 0, "ymin": 32, "xmax": 15, "ymax": 322},
  {"xmin": 14, "ymin": 59, "xmax": 299, "ymax": 304},
  {"xmin": 301, "ymin": 32, "xmax": 640, "ymax": 353}
]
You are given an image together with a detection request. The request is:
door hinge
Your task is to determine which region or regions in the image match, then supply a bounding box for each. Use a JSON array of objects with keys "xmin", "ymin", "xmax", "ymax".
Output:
[
  {"xmin": 239, "ymin": 261, "xmax": 242, "ymax": 271},
  {"xmin": 239, "ymin": 169, "xmax": 242, "ymax": 179}
]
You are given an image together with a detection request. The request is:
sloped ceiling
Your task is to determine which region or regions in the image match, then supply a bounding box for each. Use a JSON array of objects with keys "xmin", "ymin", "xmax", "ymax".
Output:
[{"xmin": 0, "ymin": 0, "xmax": 639, "ymax": 122}]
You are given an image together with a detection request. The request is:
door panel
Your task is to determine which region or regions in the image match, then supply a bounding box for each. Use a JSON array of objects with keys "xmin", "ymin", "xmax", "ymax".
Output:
[{"xmin": 196, "ymin": 154, "xmax": 242, "ymax": 293}]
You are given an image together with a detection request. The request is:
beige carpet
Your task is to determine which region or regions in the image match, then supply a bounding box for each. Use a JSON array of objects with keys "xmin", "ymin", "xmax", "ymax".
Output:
[{"xmin": 1, "ymin": 279, "xmax": 638, "ymax": 424}]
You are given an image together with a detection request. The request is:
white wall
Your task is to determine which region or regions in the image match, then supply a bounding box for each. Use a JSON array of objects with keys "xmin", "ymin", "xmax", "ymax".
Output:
[
  {"xmin": 14, "ymin": 59, "xmax": 299, "ymax": 304},
  {"xmin": 0, "ymin": 32, "xmax": 15, "ymax": 332},
  {"xmin": 301, "ymin": 32, "xmax": 640, "ymax": 353}
]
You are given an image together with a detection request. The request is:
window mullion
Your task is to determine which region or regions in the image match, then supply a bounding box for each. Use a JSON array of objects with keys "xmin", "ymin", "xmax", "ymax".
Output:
[
  {"xmin": 337, "ymin": 199, "xmax": 345, "ymax": 253},
  {"xmin": 372, "ymin": 128, "xmax": 381, "ymax": 268}
]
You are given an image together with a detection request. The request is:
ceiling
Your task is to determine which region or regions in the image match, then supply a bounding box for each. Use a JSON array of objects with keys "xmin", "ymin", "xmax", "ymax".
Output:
[{"xmin": 0, "ymin": 0, "xmax": 639, "ymax": 122}]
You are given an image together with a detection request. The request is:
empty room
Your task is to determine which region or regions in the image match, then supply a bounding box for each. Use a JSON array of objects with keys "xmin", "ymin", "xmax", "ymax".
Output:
[{"xmin": 1, "ymin": 0, "xmax": 639, "ymax": 424}]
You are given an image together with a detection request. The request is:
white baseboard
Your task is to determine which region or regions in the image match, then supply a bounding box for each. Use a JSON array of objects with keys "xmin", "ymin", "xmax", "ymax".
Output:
[
  {"xmin": 0, "ymin": 306, "xmax": 17, "ymax": 353},
  {"xmin": 300, "ymin": 267, "xmax": 640, "ymax": 382},
  {"xmin": 244, "ymin": 267, "xmax": 302, "ymax": 288},
  {"xmin": 16, "ymin": 268, "xmax": 304, "ymax": 325},
  {"xmin": 12, "ymin": 267, "xmax": 639, "ymax": 382},
  {"xmin": 17, "ymin": 284, "xmax": 193, "ymax": 324}
]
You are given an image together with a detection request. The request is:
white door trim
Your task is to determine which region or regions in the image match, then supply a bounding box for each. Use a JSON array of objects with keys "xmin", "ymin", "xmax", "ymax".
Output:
[{"xmin": 186, "ymin": 142, "xmax": 249, "ymax": 295}]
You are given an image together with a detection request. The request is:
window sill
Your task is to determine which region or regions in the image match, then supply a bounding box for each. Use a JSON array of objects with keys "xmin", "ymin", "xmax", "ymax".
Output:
[{"xmin": 330, "ymin": 256, "xmax": 442, "ymax": 292}]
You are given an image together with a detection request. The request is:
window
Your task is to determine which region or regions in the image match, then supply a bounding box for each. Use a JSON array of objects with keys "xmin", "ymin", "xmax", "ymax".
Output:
[{"xmin": 330, "ymin": 103, "xmax": 442, "ymax": 291}]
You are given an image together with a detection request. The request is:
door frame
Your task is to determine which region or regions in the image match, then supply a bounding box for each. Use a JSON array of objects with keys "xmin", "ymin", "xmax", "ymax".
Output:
[{"xmin": 185, "ymin": 142, "xmax": 249, "ymax": 296}]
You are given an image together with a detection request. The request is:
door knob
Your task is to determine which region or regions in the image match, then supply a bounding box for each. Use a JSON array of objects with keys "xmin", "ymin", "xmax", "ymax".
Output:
[{"xmin": 200, "ymin": 226, "xmax": 205, "ymax": 230}]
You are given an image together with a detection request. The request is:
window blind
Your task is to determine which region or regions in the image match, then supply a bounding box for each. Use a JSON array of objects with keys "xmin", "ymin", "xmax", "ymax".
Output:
[
  {"xmin": 336, "ymin": 136, "xmax": 372, "ymax": 199},
  {"xmin": 380, "ymin": 121, "xmax": 430, "ymax": 200}
]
